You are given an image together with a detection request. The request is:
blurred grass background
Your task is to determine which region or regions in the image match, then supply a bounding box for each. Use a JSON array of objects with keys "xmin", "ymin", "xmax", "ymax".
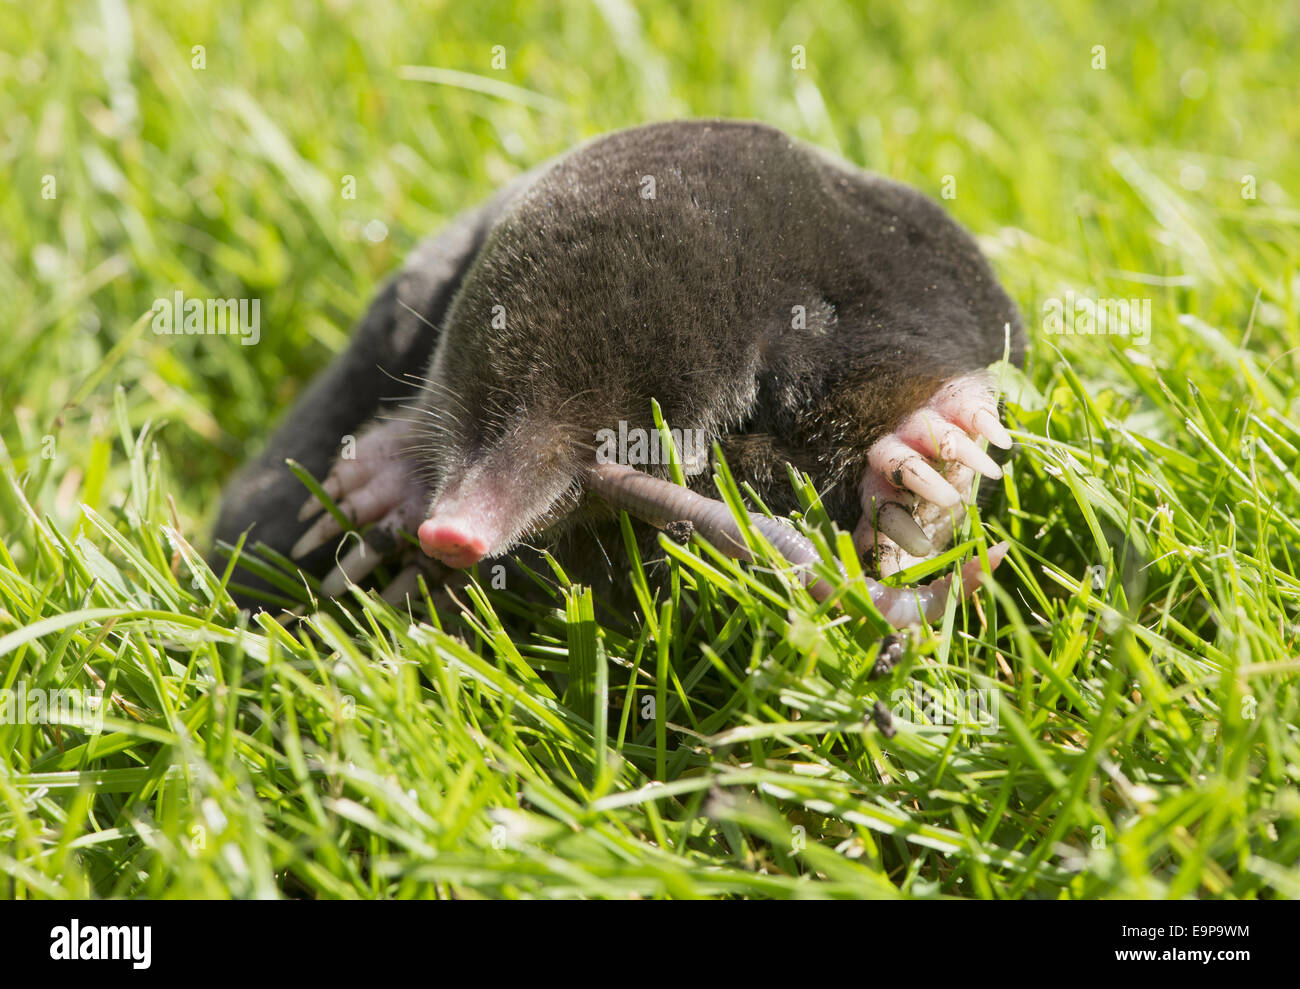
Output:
[{"xmin": 2, "ymin": 0, "xmax": 1300, "ymax": 898}]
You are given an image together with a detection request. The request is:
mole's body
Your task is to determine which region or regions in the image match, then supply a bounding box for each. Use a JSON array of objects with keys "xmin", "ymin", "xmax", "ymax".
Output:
[{"xmin": 214, "ymin": 120, "xmax": 1024, "ymax": 618}]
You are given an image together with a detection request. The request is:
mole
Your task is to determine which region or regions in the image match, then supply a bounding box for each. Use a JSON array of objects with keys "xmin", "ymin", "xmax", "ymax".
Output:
[{"xmin": 212, "ymin": 120, "xmax": 1025, "ymax": 626}]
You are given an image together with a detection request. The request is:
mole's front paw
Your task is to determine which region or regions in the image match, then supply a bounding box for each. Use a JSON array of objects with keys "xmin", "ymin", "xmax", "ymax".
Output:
[
  {"xmin": 854, "ymin": 372, "xmax": 1011, "ymax": 575},
  {"xmin": 292, "ymin": 417, "xmax": 439, "ymax": 598}
]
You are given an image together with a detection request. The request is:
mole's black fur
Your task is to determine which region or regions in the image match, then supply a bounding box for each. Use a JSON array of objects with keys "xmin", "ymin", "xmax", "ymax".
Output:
[{"xmin": 214, "ymin": 120, "xmax": 1024, "ymax": 601}]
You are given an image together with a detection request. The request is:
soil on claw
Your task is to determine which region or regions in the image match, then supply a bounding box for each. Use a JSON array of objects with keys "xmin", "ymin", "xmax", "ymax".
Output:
[{"xmin": 855, "ymin": 372, "xmax": 1011, "ymax": 577}]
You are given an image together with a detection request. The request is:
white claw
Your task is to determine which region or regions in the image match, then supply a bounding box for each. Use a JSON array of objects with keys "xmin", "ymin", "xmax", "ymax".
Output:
[
  {"xmin": 320, "ymin": 540, "xmax": 384, "ymax": 597},
  {"xmin": 858, "ymin": 472, "xmax": 927, "ymax": 559},
  {"xmin": 298, "ymin": 495, "xmax": 323, "ymax": 522},
  {"xmin": 972, "ymin": 408, "xmax": 1013, "ymax": 450},
  {"xmin": 898, "ymin": 412, "xmax": 1003, "ymax": 480},
  {"xmin": 891, "ymin": 453, "xmax": 960, "ymax": 507},
  {"xmin": 869, "ymin": 436, "xmax": 963, "ymax": 508},
  {"xmin": 927, "ymin": 373, "xmax": 1012, "ymax": 451},
  {"xmin": 292, "ymin": 466, "xmax": 414, "ymax": 560},
  {"xmin": 948, "ymin": 431, "xmax": 1003, "ymax": 479},
  {"xmin": 292, "ymin": 512, "xmax": 345, "ymax": 559},
  {"xmin": 379, "ymin": 565, "xmax": 424, "ymax": 605},
  {"xmin": 879, "ymin": 503, "xmax": 935, "ymax": 556},
  {"xmin": 298, "ymin": 472, "xmax": 344, "ymax": 522}
]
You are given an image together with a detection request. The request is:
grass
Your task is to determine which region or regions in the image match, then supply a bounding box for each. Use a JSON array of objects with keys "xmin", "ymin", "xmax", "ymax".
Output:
[{"xmin": 2, "ymin": 0, "xmax": 1299, "ymax": 898}]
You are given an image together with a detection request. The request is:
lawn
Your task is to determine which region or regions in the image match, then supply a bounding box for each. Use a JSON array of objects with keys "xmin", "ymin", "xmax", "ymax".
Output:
[{"xmin": 2, "ymin": 0, "xmax": 1298, "ymax": 898}]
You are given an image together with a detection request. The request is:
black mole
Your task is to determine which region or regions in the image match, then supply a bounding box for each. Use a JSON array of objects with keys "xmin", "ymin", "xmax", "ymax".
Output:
[{"xmin": 213, "ymin": 120, "xmax": 1025, "ymax": 625}]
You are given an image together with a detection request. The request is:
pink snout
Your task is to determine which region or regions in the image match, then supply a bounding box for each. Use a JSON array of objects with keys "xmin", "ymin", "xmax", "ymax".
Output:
[{"xmin": 418, "ymin": 520, "xmax": 488, "ymax": 568}]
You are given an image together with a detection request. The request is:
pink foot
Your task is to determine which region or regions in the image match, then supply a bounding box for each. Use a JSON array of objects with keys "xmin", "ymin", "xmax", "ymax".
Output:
[
  {"xmin": 854, "ymin": 372, "xmax": 1011, "ymax": 575},
  {"xmin": 292, "ymin": 417, "xmax": 432, "ymax": 596}
]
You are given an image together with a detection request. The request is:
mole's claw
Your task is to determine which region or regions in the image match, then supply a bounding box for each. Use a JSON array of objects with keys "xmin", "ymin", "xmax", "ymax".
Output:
[
  {"xmin": 901, "ymin": 458, "xmax": 959, "ymax": 508},
  {"xmin": 294, "ymin": 418, "xmax": 428, "ymax": 553},
  {"xmin": 925, "ymin": 372, "xmax": 1012, "ymax": 450},
  {"xmin": 948, "ymin": 431, "xmax": 1003, "ymax": 479},
  {"xmin": 877, "ymin": 503, "xmax": 935, "ymax": 556},
  {"xmin": 298, "ymin": 475, "xmax": 343, "ymax": 522},
  {"xmin": 292, "ymin": 511, "xmax": 346, "ymax": 559},
  {"xmin": 972, "ymin": 408, "xmax": 1013, "ymax": 450},
  {"xmin": 337, "ymin": 470, "xmax": 406, "ymax": 530},
  {"xmin": 294, "ymin": 462, "xmax": 418, "ymax": 561},
  {"xmin": 854, "ymin": 506, "xmax": 933, "ymax": 559},
  {"xmin": 320, "ymin": 540, "xmax": 384, "ymax": 597},
  {"xmin": 379, "ymin": 565, "xmax": 424, "ymax": 605},
  {"xmin": 858, "ymin": 471, "xmax": 932, "ymax": 557},
  {"xmin": 869, "ymin": 438, "xmax": 962, "ymax": 509},
  {"xmin": 297, "ymin": 495, "xmax": 323, "ymax": 523},
  {"xmin": 857, "ymin": 370, "xmax": 1013, "ymax": 576},
  {"xmin": 896, "ymin": 410, "xmax": 1002, "ymax": 480}
]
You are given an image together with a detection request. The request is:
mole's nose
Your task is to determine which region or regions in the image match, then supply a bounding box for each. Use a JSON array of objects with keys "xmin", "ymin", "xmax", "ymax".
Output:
[{"xmin": 418, "ymin": 520, "xmax": 488, "ymax": 568}]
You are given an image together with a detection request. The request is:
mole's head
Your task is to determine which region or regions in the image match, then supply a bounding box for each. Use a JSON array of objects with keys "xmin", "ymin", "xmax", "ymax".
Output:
[
  {"xmin": 408, "ymin": 220, "xmax": 743, "ymax": 569},
  {"xmin": 409, "ymin": 285, "xmax": 596, "ymax": 568},
  {"xmin": 407, "ymin": 147, "xmax": 773, "ymax": 568}
]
